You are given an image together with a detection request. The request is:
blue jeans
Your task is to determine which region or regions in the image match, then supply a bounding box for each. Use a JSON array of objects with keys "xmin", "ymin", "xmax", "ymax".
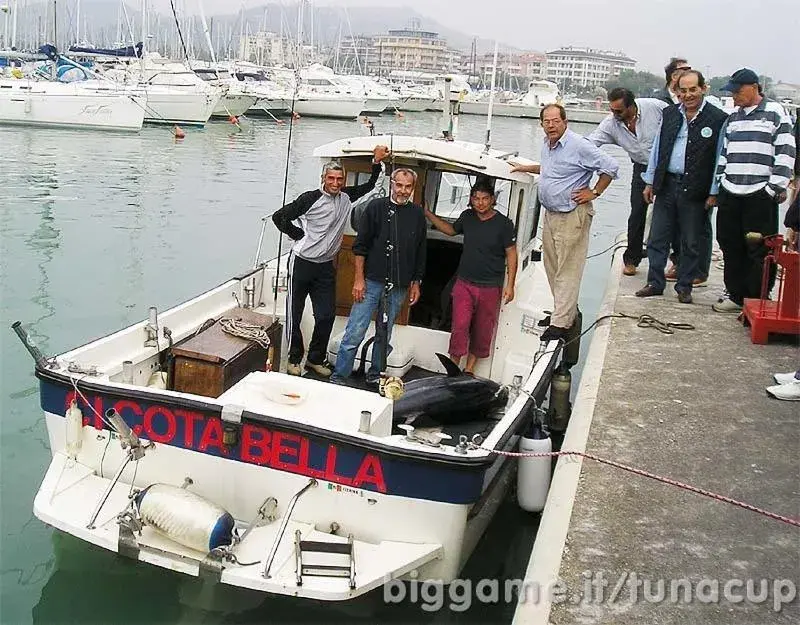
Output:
[
  {"xmin": 333, "ymin": 279, "xmax": 408, "ymax": 381},
  {"xmin": 646, "ymin": 175, "xmax": 705, "ymax": 294}
]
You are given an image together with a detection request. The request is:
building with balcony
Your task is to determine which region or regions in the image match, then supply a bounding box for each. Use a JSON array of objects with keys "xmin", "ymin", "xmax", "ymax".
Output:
[
  {"xmin": 372, "ymin": 26, "xmax": 459, "ymax": 75},
  {"xmin": 545, "ymin": 46, "xmax": 635, "ymax": 88}
]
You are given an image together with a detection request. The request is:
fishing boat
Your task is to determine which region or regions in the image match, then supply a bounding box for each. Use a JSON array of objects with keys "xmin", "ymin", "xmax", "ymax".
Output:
[{"xmin": 15, "ymin": 100, "xmax": 568, "ymax": 602}]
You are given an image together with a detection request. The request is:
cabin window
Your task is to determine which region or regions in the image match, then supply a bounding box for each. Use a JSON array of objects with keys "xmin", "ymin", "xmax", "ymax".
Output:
[
  {"xmin": 431, "ymin": 173, "xmax": 510, "ymax": 220},
  {"xmin": 520, "ymin": 188, "xmax": 542, "ymax": 249}
]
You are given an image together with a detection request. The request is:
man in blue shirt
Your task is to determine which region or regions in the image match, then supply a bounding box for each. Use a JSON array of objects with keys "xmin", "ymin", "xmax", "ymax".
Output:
[
  {"xmin": 512, "ymin": 104, "xmax": 619, "ymax": 340},
  {"xmin": 588, "ymin": 88, "xmax": 667, "ymax": 276},
  {"xmin": 637, "ymin": 70, "xmax": 728, "ymax": 303}
]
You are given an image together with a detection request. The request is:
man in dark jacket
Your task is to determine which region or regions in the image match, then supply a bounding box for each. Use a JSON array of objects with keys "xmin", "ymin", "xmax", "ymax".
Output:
[
  {"xmin": 331, "ymin": 168, "xmax": 426, "ymax": 385},
  {"xmin": 636, "ymin": 70, "xmax": 728, "ymax": 303},
  {"xmin": 655, "ymin": 57, "xmax": 690, "ymax": 105},
  {"xmin": 272, "ymin": 145, "xmax": 389, "ymax": 377}
]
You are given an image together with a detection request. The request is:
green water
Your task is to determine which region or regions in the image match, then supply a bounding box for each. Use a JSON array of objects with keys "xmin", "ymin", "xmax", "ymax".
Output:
[{"xmin": 0, "ymin": 112, "xmax": 632, "ymax": 624}]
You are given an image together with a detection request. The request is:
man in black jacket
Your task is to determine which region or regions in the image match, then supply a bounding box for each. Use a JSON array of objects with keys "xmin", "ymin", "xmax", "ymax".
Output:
[
  {"xmin": 272, "ymin": 145, "xmax": 389, "ymax": 377},
  {"xmin": 636, "ymin": 70, "xmax": 728, "ymax": 303},
  {"xmin": 331, "ymin": 168, "xmax": 426, "ymax": 385}
]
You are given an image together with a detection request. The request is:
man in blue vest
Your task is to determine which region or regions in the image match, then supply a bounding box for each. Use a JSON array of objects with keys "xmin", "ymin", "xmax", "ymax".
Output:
[{"xmin": 636, "ymin": 70, "xmax": 728, "ymax": 303}]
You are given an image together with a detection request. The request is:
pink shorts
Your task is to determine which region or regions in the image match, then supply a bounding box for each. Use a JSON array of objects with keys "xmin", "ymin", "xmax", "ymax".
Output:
[{"xmin": 449, "ymin": 278, "xmax": 502, "ymax": 358}]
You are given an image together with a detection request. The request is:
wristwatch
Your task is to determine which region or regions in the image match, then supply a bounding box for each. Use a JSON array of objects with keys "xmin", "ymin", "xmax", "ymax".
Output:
[{"xmin": 591, "ymin": 188, "xmax": 601, "ymax": 198}]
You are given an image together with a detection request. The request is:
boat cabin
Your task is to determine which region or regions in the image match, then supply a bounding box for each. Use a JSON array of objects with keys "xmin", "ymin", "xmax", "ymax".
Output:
[{"xmin": 309, "ymin": 134, "xmax": 544, "ymax": 380}]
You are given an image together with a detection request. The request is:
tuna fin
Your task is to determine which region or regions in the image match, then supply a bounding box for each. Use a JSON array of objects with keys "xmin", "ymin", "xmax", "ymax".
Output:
[{"xmin": 436, "ymin": 353, "xmax": 462, "ymax": 377}]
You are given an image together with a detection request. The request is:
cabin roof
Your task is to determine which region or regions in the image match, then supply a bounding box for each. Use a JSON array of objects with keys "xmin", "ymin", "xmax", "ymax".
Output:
[{"xmin": 313, "ymin": 135, "xmax": 538, "ymax": 183}]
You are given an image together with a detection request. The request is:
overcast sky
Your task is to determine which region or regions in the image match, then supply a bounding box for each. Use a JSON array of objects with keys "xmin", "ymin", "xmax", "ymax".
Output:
[{"xmin": 153, "ymin": 0, "xmax": 799, "ymax": 82}]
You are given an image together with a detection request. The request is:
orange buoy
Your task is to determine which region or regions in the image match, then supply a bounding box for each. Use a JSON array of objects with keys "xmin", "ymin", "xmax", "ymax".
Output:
[
  {"xmin": 173, "ymin": 125, "xmax": 185, "ymax": 139},
  {"xmin": 229, "ymin": 115, "xmax": 239, "ymax": 125},
  {"xmin": 292, "ymin": 111, "xmax": 301, "ymax": 120}
]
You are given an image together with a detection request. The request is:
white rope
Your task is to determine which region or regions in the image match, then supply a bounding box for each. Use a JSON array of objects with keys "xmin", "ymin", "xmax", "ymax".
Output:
[{"xmin": 219, "ymin": 318, "xmax": 271, "ymax": 349}]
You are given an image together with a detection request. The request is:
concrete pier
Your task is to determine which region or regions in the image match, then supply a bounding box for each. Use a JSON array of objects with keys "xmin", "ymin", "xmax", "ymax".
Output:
[{"xmin": 513, "ymin": 249, "xmax": 799, "ymax": 624}]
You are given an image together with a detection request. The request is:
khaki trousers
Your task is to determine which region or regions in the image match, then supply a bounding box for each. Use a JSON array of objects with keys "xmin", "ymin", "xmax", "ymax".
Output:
[{"xmin": 542, "ymin": 202, "xmax": 594, "ymax": 328}]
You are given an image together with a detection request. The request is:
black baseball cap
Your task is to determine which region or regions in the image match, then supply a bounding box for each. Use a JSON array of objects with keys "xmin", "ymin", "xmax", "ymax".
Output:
[{"xmin": 723, "ymin": 68, "xmax": 760, "ymax": 92}]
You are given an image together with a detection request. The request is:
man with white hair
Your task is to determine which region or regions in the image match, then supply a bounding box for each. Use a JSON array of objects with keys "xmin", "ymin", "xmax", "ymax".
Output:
[
  {"xmin": 272, "ymin": 145, "xmax": 390, "ymax": 377},
  {"xmin": 331, "ymin": 168, "xmax": 427, "ymax": 386}
]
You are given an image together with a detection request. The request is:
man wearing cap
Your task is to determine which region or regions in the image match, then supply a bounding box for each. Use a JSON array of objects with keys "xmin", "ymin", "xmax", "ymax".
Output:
[
  {"xmin": 272, "ymin": 145, "xmax": 390, "ymax": 376},
  {"xmin": 710, "ymin": 68, "xmax": 796, "ymax": 313},
  {"xmin": 636, "ymin": 70, "xmax": 728, "ymax": 304}
]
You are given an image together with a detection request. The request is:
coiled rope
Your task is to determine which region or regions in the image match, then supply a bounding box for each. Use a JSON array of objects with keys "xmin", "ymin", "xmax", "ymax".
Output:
[{"xmin": 219, "ymin": 318, "xmax": 271, "ymax": 349}]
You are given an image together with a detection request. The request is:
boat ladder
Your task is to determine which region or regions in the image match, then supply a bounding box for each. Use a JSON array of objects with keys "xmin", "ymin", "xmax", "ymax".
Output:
[{"xmin": 294, "ymin": 530, "xmax": 356, "ymax": 589}]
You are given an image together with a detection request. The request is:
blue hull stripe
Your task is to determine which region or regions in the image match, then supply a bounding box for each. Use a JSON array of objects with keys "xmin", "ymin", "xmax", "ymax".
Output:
[{"xmin": 41, "ymin": 379, "xmax": 486, "ymax": 505}]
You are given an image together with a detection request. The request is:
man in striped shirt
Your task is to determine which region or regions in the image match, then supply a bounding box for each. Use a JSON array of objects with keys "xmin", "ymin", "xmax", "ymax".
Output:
[{"xmin": 710, "ymin": 68, "xmax": 796, "ymax": 313}]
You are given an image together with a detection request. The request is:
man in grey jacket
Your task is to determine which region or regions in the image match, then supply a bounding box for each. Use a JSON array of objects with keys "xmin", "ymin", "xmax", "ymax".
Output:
[{"xmin": 272, "ymin": 145, "xmax": 389, "ymax": 376}]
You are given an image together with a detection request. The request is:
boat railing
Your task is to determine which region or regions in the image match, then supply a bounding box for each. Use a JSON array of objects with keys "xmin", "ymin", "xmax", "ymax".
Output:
[{"xmin": 262, "ymin": 477, "xmax": 317, "ymax": 578}]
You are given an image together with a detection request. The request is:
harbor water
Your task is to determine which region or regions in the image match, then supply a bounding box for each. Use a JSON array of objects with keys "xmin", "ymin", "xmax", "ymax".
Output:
[{"xmin": 0, "ymin": 112, "xmax": 635, "ymax": 624}]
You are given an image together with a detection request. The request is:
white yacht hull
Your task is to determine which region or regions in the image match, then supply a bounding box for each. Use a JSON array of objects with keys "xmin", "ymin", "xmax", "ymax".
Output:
[
  {"xmin": 361, "ymin": 97, "xmax": 391, "ymax": 114},
  {"xmin": 398, "ymin": 96, "xmax": 437, "ymax": 112},
  {"xmin": 211, "ymin": 93, "xmax": 259, "ymax": 118},
  {"xmin": 143, "ymin": 86, "xmax": 219, "ymax": 126},
  {"xmin": 0, "ymin": 80, "xmax": 145, "ymax": 131},
  {"xmin": 248, "ymin": 98, "xmax": 290, "ymax": 116},
  {"xmin": 293, "ymin": 97, "xmax": 365, "ymax": 119}
]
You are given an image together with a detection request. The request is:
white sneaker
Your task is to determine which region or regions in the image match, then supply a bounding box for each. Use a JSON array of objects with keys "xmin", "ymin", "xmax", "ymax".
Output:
[
  {"xmin": 766, "ymin": 380, "xmax": 800, "ymax": 401},
  {"xmin": 712, "ymin": 297, "xmax": 743, "ymax": 313},
  {"xmin": 773, "ymin": 371, "xmax": 800, "ymax": 385}
]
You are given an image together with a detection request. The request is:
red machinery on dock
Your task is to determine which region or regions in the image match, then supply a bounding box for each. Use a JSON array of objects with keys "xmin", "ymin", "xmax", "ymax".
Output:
[{"xmin": 742, "ymin": 234, "xmax": 800, "ymax": 344}]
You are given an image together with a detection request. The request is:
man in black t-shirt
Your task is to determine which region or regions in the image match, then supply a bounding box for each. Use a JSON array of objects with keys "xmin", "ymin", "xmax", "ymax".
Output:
[{"xmin": 425, "ymin": 179, "xmax": 517, "ymax": 374}]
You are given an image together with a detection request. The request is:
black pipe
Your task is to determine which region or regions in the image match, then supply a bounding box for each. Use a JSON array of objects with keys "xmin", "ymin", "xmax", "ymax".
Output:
[{"xmin": 11, "ymin": 321, "xmax": 49, "ymax": 369}]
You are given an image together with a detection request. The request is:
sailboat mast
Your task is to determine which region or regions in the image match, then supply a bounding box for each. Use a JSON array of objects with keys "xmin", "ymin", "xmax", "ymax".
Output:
[{"xmin": 76, "ymin": 0, "xmax": 80, "ymax": 43}]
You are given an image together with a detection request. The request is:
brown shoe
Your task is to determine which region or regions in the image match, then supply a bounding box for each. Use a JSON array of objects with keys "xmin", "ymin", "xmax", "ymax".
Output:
[
  {"xmin": 692, "ymin": 277, "xmax": 708, "ymax": 288},
  {"xmin": 665, "ymin": 264, "xmax": 678, "ymax": 281},
  {"xmin": 635, "ymin": 284, "xmax": 663, "ymax": 297},
  {"xmin": 623, "ymin": 264, "xmax": 637, "ymax": 276}
]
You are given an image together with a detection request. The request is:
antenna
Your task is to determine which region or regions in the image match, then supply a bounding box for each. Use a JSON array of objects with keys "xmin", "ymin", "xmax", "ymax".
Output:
[{"xmin": 484, "ymin": 41, "xmax": 499, "ymax": 153}]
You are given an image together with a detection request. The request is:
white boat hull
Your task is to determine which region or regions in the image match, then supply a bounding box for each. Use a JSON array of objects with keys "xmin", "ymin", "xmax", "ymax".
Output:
[
  {"xmin": 361, "ymin": 97, "xmax": 391, "ymax": 114},
  {"xmin": 0, "ymin": 80, "xmax": 145, "ymax": 131},
  {"xmin": 212, "ymin": 93, "xmax": 259, "ymax": 118},
  {"xmin": 398, "ymin": 96, "xmax": 436, "ymax": 112},
  {"xmin": 143, "ymin": 87, "xmax": 219, "ymax": 126},
  {"xmin": 293, "ymin": 97, "xmax": 365, "ymax": 119}
]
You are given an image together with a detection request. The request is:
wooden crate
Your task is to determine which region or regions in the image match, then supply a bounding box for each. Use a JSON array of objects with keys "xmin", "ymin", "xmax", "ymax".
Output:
[{"xmin": 170, "ymin": 308, "xmax": 282, "ymax": 398}]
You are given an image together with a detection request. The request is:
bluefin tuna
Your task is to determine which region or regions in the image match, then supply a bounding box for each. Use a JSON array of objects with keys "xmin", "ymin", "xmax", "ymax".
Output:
[{"xmin": 392, "ymin": 353, "xmax": 508, "ymax": 425}]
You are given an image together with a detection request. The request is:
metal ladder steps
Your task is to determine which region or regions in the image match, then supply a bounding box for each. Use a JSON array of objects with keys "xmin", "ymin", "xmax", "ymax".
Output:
[
  {"xmin": 295, "ymin": 532, "xmax": 356, "ymax": 588},
  {"xmin": 298, "ymin": 540, "xmax": 352, "ymax": 554}
]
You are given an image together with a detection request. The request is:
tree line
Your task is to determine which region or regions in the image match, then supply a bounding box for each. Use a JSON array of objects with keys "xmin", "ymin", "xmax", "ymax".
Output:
[{"xmin": 605, "ymin": 69, "xmax": 777, "ymax": 99}]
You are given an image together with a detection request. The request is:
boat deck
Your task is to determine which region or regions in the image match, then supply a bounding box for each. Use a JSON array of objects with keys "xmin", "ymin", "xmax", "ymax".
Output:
[{"xmin": 514, "ymin": 250, "xmax": 800, "ymax": 624}]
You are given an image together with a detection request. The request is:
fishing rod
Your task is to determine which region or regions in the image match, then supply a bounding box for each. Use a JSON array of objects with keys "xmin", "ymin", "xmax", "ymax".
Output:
[
  {"xmin": 267, "ymin": 69, "xmax": 301, "ymax": 321},
  {"xmin": 377, "ymin": 132, "xmax": 395, "ymax": 390}
]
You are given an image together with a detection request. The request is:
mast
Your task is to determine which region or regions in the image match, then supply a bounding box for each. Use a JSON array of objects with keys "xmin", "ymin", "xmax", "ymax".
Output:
[
  {"xmin": 295, "ymin": 0, "xmax": 304, "ymax": 68},
  {"xmin": 76, "ymin": 0, "xmax": 80, "ymax": 43},
  {"xmin": 140, "ymin": 0, "xmax": 146, "ymax": 54},
  {"xmin": 198, "ymin": 0, "xmax": 215, "ymax": 64}
]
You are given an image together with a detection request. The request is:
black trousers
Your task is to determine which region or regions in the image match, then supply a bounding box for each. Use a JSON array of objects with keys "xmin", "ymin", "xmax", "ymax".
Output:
[
  {"xmin": 624, "ymin": 162, "xmax": 648, "ymax": 266},
  {"xmin": 716, "ymin": 188, "xmax": 779, "ymax": 305},
  {"xmin": 286, "ymin": 254, "xmax": 336, "ymax": 365}
]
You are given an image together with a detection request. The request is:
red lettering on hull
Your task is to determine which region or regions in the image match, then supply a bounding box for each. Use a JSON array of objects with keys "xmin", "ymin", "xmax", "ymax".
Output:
[{"xmin": 56, "ymin": 387, "xmax": 387, "ymax": 492}]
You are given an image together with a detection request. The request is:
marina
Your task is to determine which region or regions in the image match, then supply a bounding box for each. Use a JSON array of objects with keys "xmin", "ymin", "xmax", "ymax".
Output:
[{"xmin": 2, "ymin": 83, "xmax": 797, "ymax": 625}]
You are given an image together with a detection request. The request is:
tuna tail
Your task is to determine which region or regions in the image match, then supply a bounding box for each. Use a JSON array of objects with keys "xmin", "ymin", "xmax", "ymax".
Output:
[{"xmin": 436, "ymin": 353, "xmax": 462, "ymax": 377}]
